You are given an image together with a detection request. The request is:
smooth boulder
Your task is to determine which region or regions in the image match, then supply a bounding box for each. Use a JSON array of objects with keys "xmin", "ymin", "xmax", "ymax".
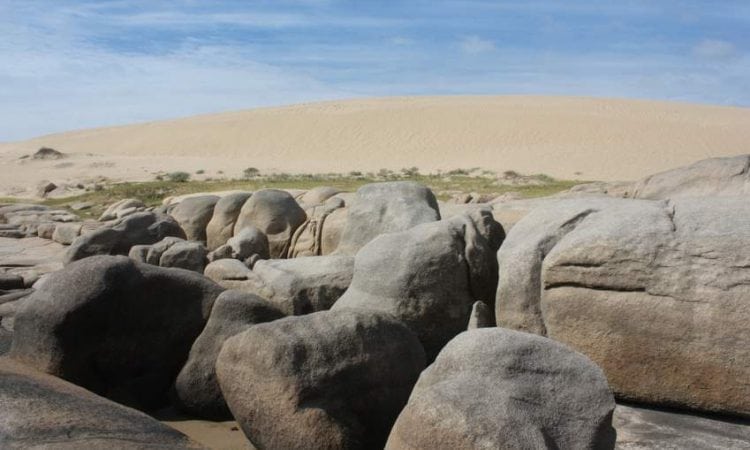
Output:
[
  {"xmin": 169, "ymin": 195, "xmax": 220, "ymax": 243},
  {"xmin": 335, "ymin": 182, "xmax": 440, "ymax": 255},
  {"xmin": 233, "ymin": 189, "xmax": 307, "ymax": 258},
  {"xmin": 242, "ymin": 255, "xmax": 355, "ymax": 315},
  {"xmin": 216, "ymin": 309, "xmax": 426, "ymax": 450},
  {"xmin": 64, "ymin": 212, "xmax": 186, "ymax": 265},
  {"xmin": 174, "ymin": 291, "xmax": 285, "ymax": 419},
  {"xmin": 334, "ymin": 209, "xmax": 504, "ymax": 359},
  {"xmin": 386, "ymin": 328, "xmax": 616, "ymax": 450},
  {"xmin": 496, "ymin": 196, "xmax": 750, "ymax": 417},
  {"xmin": 205, "ymin": 192, "xmax": 253, "ymax": 250},
  {"xmin": 0, "ymin": 358, "xmax": 203, "ymax": 449},
  {"xmin": 10, "ymin": 255, "xmax": 223, "ymax": 410},
  {"xmin": 159, "ymin": 241, "xmax": 208, "ymax": 273}
]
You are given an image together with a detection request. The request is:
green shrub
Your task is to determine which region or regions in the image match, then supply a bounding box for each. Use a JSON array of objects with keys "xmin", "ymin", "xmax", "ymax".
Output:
[
  {"xmin": 243, "ymin": 167, "xmax": 260, "ymax": 178},
  {"xmin": 167, "ymin": 171, "xmax": 191, "ymax": 183}
]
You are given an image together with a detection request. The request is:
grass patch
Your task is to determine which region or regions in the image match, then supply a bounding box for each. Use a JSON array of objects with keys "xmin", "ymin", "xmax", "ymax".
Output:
[{"xmin": 2, "ymin": 171, "xmax": 584, "ymax": 220}]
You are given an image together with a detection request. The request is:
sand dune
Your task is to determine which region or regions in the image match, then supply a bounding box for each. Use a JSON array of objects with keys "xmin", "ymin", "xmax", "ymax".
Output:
[{"xmin": 1, "ymin": 96, "xmax": 749, "ymax": 196}]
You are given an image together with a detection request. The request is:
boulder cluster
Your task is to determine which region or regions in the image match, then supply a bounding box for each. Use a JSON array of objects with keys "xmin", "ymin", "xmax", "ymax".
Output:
[{"xmin": 1, "ymin": 155, "xmax": 749, "ymax": 449}]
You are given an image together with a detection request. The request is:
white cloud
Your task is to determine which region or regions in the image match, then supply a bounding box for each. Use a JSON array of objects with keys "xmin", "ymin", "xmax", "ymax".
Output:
[
  {"xmin": 460, "ymin": 35, "xmax": 495, "ymax": 54},
  {"xmin": 692, "ymin": 39, "xmax": 738, "ymax": 60}
]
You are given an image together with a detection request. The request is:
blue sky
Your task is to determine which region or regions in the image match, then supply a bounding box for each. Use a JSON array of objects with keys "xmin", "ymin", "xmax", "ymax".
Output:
[{"xmin": 1, "ymin": 0, "xmax": 748, "ymax": 141}]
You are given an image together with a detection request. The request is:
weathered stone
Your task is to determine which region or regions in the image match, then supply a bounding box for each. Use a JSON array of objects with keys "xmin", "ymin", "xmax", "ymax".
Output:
[
  {"xmin": 99, "ymin": 198, "xmax": 146, "ymax": 222},
  {"xmin": 467, "ymin": 300, "xmax": 494, "ymax": 329},
  {"xmin": 217, "ymin": 309, "xmax": 426, "ymax": 450},
  {"xmin": 0, "ymin": 274, "xmax": 24, "ymax": 291},
  {"xmin": 496, "ymin": 196, "xmax": 750, "ymax": 417},
  {"xmin": 205, "ymin": 192, "xmax": 253, "ymax": 250},
  {"xmin": 10, "ymin": 255, "xmax": 223, "ymax": 410},
  {"xmin": 169, "ymin": 195, "xmax": 220, "ymax": 243},
  {"xmin": 299, "ymin": 186, "xmax": 342, "ymax": 205},
  {"xmin": 0, "ymin": 358, "xmax": 203, "ymax": 449},
  {"xmin": 36, "ymin": 222, "xmax": 56, "ymax": 239},
  {"xmin": 159, "ymin": 241, "xmax": 208, "ymax": 273},
  {"xmin": 51, "ymin": 222, "xmax": 82, "ymax": 245},
  {"xmin": 386, "ymin": 328, "xmax": 616, "ymax": 450},
  {"xmin": 174, "ymin": 291, "xmax": 285, "ymax": 419},
  {"xmin": 64, "ymin": 212, "xmax": 186, "ymax": 265},
  {"xmin": 204, "ymin": 259, "xmax": 253, "ymax": 289},
  {"xmin": 226, "ymin": 226, "xmax": 269, "ymax": 261},
  {"xmin": 241, "ymin": 255, "xmax": 354, "ymax": 315},
  {"xmin": 233, "ymin": 189, "xmax": 307, "ymax": 258},
  {"xmin": 334, "ymin": 209, "xmax": 504, "ymax": 359},
  {"xmin": 335, "ymin": 182, "xmax": 441, "ymax": 256}
]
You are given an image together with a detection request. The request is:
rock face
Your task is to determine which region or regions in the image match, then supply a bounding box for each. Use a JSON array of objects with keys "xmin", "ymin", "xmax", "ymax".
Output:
[
  {"xmin": 299, "ymin": 186, "xmax": 342, "ymax": 206},
  {"xmin": 495, "ymin": 196, "xmax": 750, "ymax": 417},
  {"xmin": 174, "ymin": 291, "xmax": 285, "ymax": 419},
  {"xmin": 0, "ymin": 358, "xmax": 203, "ymax": 449},
  {"xmin": 243, "ymin": 255, "xmax": 355, "ymax": 315},
  {"xmin": 233, "ymin": 189, "xmax": 307, "ymax": 258},
  {"xmin": 288, "ymin": 201, "xmax": 346, "ymax": 258},
  {"xmin": 10, "ymin": 255, "xmax": 224, "ymax": 410},
  {"xmin": 334, "ymin": 209, "xmax": 504, "ymax": 359},
  {"xmin": 159, "ymin": 241, "xmax": 208, "ymax": 273},
  {"xmin": 225, "ymin": 226, "xmax": 270, "ymax": 261},
  {"xmin": 216, "ymin": 309, "xmax": 426, "ymax": 450},
  {"xmin": 51, "ymin": 222, "xmax": 82, "ymax": 245},
  {"xmin": 205, "ymin": 192, "xmax": 253, "ymax": 250},
  {"xmin": 632, "ymin": 154, "xmax": 750, "ymax": 199},
  {"xmin": 386, "ymin": 328, "xmax": 616, "ymax": 450},
  {"xmin": 64, "ymin": 212, "xmax": 186, "ymax": 265},
  {"xmin": 169, "ymin": 195, "xmax": 220, "ymax": 243},
  {"xmin": 335, "ymin": 182, "xmax": 441, "ymax": 255}
]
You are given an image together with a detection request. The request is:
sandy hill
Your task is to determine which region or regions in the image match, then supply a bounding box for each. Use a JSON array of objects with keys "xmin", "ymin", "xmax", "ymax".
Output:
[{"xmin": 1, "ymin": 96, "xmax": 749, "ymax": 196}]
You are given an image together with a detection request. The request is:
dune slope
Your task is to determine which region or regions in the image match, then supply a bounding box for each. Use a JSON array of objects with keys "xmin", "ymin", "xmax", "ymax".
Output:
[{"xmin": 1, "ymin": 96, "xmax": 748, "ymax": 196}]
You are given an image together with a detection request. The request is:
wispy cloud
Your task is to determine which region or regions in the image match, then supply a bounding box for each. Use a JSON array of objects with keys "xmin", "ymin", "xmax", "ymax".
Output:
[
  {"xmin": 693, "ymin": 39, "xmax": 738, "ymax": 60},
  {"xmin": 460, "ymin": 35, "xmax": 495, "ymax": 54}
]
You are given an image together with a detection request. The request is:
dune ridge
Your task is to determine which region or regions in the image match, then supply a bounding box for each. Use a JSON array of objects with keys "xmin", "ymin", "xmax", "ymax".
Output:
[{"xmin": 1, "ymin": 96, "xmax": 749, "ymax": 197}]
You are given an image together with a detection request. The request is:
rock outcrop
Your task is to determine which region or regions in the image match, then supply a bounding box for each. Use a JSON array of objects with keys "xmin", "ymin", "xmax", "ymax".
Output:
[
  {"xmin": 386, "ymin": 328, "xmax": 616, "ymax": 450},
  {"xmin": 174, "ymin": 291, "xmax": 285, "ymax": 419},
  {"xmin": 0, "ymin": 358, "xmax": 203, "ymax": 449},
  {"xmin": 10, "ymin": 255, "xmax": 223, "ymax": 410},
  {"xmin": 169, "ymin": 195, "xmax": 220, "ymax": 243},
  {"xmin": 217, "ymin": 309, "xmax": 426, "ymax": 450},
  {"xmin": 334, "ymin": 182, "xmax": 440, "ymax": 255},
  {"xmin": 64, "ymin": 212, "xmax": 185, "ymax": 265},
  {"xmin": 334, "ymin": 209, "xmax": 504, "ymax": 359},
  {"xmin": 205, "ymin": 192, "xmax": 253, "ymax": 250},
  {"xmin": 233, "ymin": 189, "xmax": 307, "ymax": 258},
  {"xmin": 495, "ymin": 196, "xmax": 750, "ymax": 417}
]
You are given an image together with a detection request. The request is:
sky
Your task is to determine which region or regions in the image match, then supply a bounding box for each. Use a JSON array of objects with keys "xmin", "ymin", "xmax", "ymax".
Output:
[{"xmin": 1, "ymin": 0, "xmax": 748, "ymax": 141}]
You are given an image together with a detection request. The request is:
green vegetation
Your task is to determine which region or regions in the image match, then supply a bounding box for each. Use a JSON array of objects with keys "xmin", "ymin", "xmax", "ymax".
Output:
[
  {"xmin": 167, "ymin": 171, "xmax": 191, "ymax": 183},
  {"xmin": 1, "ymin": 170, "xmax": 584, "ymax": 220}
]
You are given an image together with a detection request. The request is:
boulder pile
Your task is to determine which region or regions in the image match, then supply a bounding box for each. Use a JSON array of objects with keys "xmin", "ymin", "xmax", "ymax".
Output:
[{"xmin": 1, "ymin": 156, "xmax": 749, "ymax": 448}]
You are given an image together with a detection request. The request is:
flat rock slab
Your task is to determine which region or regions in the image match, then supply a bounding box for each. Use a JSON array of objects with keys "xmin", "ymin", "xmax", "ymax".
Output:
[
  {"xmin": 614, "ymin": 403, "xmax": 750, "ymax": 449},
  {"xmin": 0, "ymin": 237, "xmax": 65, "ymax": 278}
]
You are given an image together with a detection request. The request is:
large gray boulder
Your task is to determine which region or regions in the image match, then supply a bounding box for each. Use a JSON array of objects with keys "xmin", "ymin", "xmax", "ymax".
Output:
[
  {"xmin": 632, "ymin": 154, "xmax": 750, "ymax": 199},
  {"xmin": 334, "ymin": 182, "xmax": 440, "ymax": 255},
  {"xmin": 169, "ymin": 195, "xmax": 220, "ymax": 243},
  {"xmin": 174, "ymin": 291, "xmax": 285, "ymax": 419},
  {"xmin": 386, "ymin": 328, "xmax": 616, "ymax": 450},
  {"xmin": 159, "ymin": 241, "xmax": 208, "ymax": 273},
  {"xmin": 203, "ymin": 258, "xmax": 253, "ymax": 289},
  {"xmin": 225, "ymin": 226, "xmax": 270, "ymax": 261},
  {"xmin": 233, "ymin": 189, "xmax": 307, "ymax": 258},
  {"xmin": 10, "ymin": 255, "xmax": 223, "ymax": 410},
  {"xmin": 216, "ymin": 309, "xmax": 426, "ymax": 450},
  {"xmin": 205, "ymin": 192, "xmax": 253, "ymax": 250},
  {"xmin": 0, "ymin": 358, "xmax": 203, "ymax": 449},
  {"xmin": 288, "ymin": 200, "xmax": 346, "ymax": 258},
  {"xmin": 241, "ymin": 255, "xmax": 354, "ymax": 315},
  {"xmin": 64, "ymin": 212, "xmax": 186, "ymax": 265},
  {"xmin": 334, "ymin": 209, "xmax": 504, "ymax": 359},
  {"xmin": 496, "ymin": 196, "xmax": 750, "ymax": 417}
]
